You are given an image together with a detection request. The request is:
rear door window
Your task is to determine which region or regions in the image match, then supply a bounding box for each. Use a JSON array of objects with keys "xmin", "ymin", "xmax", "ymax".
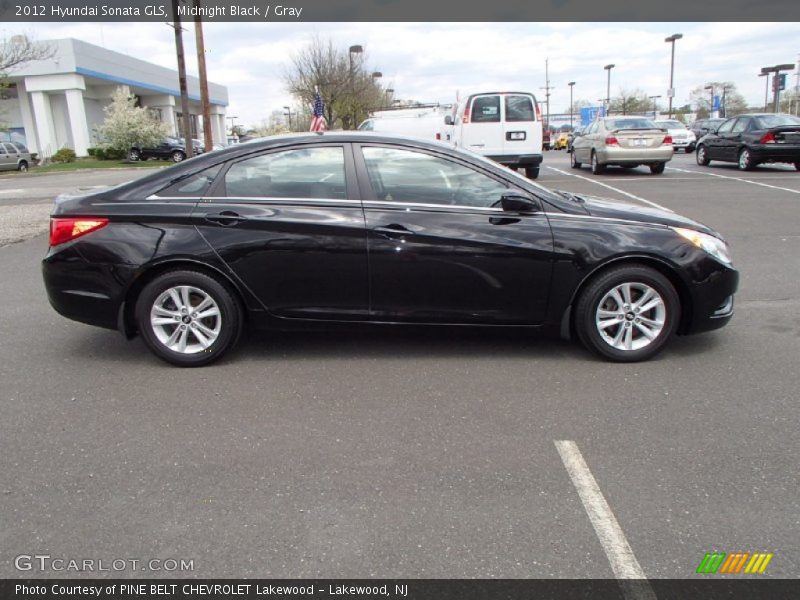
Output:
[
  {"xmin": 505, "ymin": 95, "xmax": 534, "ymax": 122},
  {"xmin": 470, "ymin": 95, "xmax": 501, "ymax": 123}
]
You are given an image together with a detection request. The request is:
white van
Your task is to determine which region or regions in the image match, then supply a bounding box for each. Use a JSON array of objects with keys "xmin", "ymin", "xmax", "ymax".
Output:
[
  {"xmin": 358, "ymin": 106, "xmax": 452, "ymax": 142},
  {"xmin": 446, "ymin": 92, "xmax": 543, "ymax": 178}
]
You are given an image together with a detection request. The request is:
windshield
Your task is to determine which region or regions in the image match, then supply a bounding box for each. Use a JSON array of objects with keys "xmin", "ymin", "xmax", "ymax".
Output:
[
  {"xmin": 755, "ymin": 114, "xmax": 800, "ymax": 128},
  {"xmin": 454, "ymin": 146, "xmax": 559, "ymax": 201},
  {"xmin": 605, "ymin": 118, "xmax": 657, "ymax": 130}
]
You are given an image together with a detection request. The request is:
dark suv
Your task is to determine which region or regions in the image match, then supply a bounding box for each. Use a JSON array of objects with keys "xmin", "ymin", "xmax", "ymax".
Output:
[
  {"xmin": 129, "ymin": 137, "xmax": 203, "ymax": 163},
  {"xmin": 689, "ymin": 118, "xmax": 726, "ymax": 143}
]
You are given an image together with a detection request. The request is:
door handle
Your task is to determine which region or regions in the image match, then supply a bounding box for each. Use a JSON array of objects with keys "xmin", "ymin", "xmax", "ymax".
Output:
[
  {"xmin": 204, "ymin": 211, "xmax": 245, "ymax": 226},
  {"xmin": 373, "ymin": 224, "xmax": 415, "ymax": 238}
]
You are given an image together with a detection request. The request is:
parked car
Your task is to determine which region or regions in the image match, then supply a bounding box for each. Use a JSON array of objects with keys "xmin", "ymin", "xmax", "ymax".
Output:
[
  {"xmin": 695, "ymin": 113, "xmax": 800, "ymax": 171},
  {"xmin": 567, "ymin": 126, "xmax": 584, "ymax": 152},
  {"xmin": 446, "ymin": 91, "xmax": 543, "ymax": 178},
  {"xmin": 0, "ymin": 141, "xmax": 32, "ymax": 172},
  {"xmin": 570, "ymin": 117, "xmax": 674, "ymax": 174},
  {"xmin": 653, "ymin": 119, "xmax": 696, "ymax": 153},
  {"xmin": 554, "ymin": 130, "xmax": 571, "ymax": 150},
  {"xmin": 129, "ymin": 137, "xmax": 204, "ymax": 163},
  {"xmin": 689, "ymin": 118, "xmax": 726, "ymax": 142},
  {"xmin": 43, "ymin": 132, "xmax": 737, "ymax": 366}
]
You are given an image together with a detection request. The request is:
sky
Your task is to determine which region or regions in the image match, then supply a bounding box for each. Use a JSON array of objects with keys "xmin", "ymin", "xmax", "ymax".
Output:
[{"xmin": 6, "ymin": 21, "xmax": 800, "ymax": 126}]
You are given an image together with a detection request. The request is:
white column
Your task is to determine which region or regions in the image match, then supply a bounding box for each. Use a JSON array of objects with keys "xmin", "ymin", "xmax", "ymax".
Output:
[
  {"xmin": 217, "ymin": 114, "xmax": 226, "ymax": 143},
  {"xmin": 17, "ymin": 84, "xmax": 38, "ymax": 154},
  {"xmin": 64, "ymin": 89, "xmax": 90, "ymax": 156},
  {"xmin": 161, "ymin": 105, "xmax": 176, "ymax": 136},
  {"xmin": 29, "ymin": 91, "xmax": 58, "ymax": 159}
]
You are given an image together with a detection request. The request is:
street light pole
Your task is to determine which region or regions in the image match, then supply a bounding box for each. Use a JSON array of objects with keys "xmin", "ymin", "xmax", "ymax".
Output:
[
  {"xmin": 758, "ymin": 72, "xmax": 769, "ymax": 111},
  {"xmin": 761, "ymin": 64, "xmax": 796, "ymax": 113},
  {"xmin": 568, "ymin": 81, "xmax": 575, "ymax": 128},
  {"xmin": 704, "ymin": 84, "xmax": 715, "ymax": 117},
  {"xmin": 649, "ymin": 95, "xmax": 661, "ymax": 118},
  {"xmin": 604, "ymin": 64, "xmax": 615, "ymax": 112},
  {"xmin": 348, "ymin": 44, "xmax": 363, "ymax": 129},
  {"xmin": 283, "ymin": 106, "xmax": 292, "ymax": 130},
  {"xmin": 664, "ymin": 33, "xmax": 682, "ymax": 119}
]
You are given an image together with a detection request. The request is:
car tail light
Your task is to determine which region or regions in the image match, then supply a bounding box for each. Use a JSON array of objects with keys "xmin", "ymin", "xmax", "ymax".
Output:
[
  {"xmin": 662, "ymin": 135, "xmax": 673, "ymax": 145},
  {"xmin": 605, "ymin": 136, "xmax": 619, "ymax": 146},
  {"xmin": 49, "ymin": 217, "xmax": 109, "ymax": 246},
  {"xmin": 759, "ymin": 131, "xmax": 776, "ymax": 144}
]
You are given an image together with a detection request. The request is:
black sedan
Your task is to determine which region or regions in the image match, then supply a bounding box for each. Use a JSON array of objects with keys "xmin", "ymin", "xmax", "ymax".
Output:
[
  {"xmin": 129, "ymin": 137, "xmax": 204, "ymax": 163},
  {"xmin": 696, "ymin": 113, "xmax": 800, "ymax": 170},
  {"xmin": 43, "ymin": 133, "xmax": 738, "ymax": 366}
]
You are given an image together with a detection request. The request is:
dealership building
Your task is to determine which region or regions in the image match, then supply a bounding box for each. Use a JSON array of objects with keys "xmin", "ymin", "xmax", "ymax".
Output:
[{"xmin": 0, "ymin": 38, "xmax": 229, "ymax": 157}]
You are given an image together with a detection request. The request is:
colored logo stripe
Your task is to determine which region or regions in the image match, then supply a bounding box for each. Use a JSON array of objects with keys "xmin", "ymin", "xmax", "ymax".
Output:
[
  {"xmin": 744, "ymin": 553, "xmax": 773, "ymax": 574},
  {"xmin": 696, "ymin": 552, "xmax": 773, "ymax": 574},
  {"xmin": 696, "ymin": 553, "xmax": 726, "ymax": 574}
]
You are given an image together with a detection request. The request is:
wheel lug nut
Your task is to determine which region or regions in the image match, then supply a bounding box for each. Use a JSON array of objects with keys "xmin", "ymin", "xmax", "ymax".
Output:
[
  {"xmin": 635, "ymin": 318, "xmax": 641, "ymax": 323},
  {"xmin": 180, "ymin": 325, "xmax": 187, "ymax": 330}
]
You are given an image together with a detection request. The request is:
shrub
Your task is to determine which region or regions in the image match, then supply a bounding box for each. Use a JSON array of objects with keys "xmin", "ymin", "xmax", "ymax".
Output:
[
  {"xmin": 52, "ymin": 148, "xmax": 76, "ymax": 163},
  {"xmin": 87, "ymin": 147, "xmax": 97, "ymax": 157},
  {"xmin": 93, "ymin": 148, "xmax": 106, "ymax": 160}
]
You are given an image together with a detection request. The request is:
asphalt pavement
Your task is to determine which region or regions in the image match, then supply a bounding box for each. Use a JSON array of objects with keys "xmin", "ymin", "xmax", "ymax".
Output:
[{"xmin": 0, "ymin": 153, "xmax": 798, "ymax": 581}]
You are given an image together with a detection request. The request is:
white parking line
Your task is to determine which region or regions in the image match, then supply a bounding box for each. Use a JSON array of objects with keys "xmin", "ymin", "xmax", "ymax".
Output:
[
  {"xmin": 547, "ymin": 166, "xmax": 673, "ymax": 212},
  {"xmin": 667, "ymin": 166, "xmax": 800, "ymax": 195},
  {"xmin": 555, "ymin": 440, "xmax": 657, "ymax": 600},
  {"xmin": 0, "ymin": 189, "xmax": 23, "ymax": 195}
]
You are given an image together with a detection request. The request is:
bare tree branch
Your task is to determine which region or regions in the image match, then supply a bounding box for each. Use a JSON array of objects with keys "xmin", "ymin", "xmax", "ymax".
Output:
[{"xmin": 0, "ymin": 35, "xmax": 55, "ymax": 74}]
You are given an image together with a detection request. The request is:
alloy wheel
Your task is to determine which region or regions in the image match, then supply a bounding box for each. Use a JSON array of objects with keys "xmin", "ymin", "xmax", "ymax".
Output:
[
  {"xmin": 594, "ymin": 282, "xmax": 666, "ymax": 352},
  {"xmin": 150, "ymin": 285, "xmax": 222, "ymax": 354}
]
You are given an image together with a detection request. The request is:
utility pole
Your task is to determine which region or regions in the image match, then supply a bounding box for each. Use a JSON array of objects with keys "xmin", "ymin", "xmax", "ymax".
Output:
[
  {"xmin": 193, "ymin": 0, "xmax": 213, "ymax": 152},
  {"xmin": 540, "ymin": 58, "xmax": 553, "ymax": 136},
  {"xmin": 169, "ymin": 0, "xmax": 193, "ymax": 158}
]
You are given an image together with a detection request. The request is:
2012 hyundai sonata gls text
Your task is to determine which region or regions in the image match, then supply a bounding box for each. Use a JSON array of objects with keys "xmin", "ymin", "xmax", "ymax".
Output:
[{"xmin": 42, "ymin": 132, "xmax": 738, "ymax": 366}]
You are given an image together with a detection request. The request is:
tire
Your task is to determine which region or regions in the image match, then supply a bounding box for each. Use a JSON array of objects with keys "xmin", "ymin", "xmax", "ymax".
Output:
[
  {"xmin": 524, "ymin": 166, "xmax": 540, "ymax": 179},
  {"xmin": 570, "ymin": 151, "xmax": 581, "ymax": 169},
  {"xmin": 135, "ymin": 270, "xmax": 243, "ymax": 367},
  {"xmin": 128, "ymin": 149, "xmax": 141, "ymax": 162},
  {"xmin": 738, "ymin": 148, "xmax": 755, "ymax": 171},
  {"xmin": 649, "ymin": 162, "xmax": 666, "ymax": 175},
  {"xmin": 795, "ymin": 162, "xmax": 800, "ymax": 171},
  {"xmin": 685, "ymin": 145, "xmax": 695, "ymax": 154},
  {"xmin": 171, "ymin": 150, "xmax": 186, "ymax": 163},
  {"xmin": 696, "ymin": 145, "xmax": 710, "ymax": 166},
  {"xmin": 574, "ymin": 264, "xmax": 680, "ymax": 362},
  {"xmin": 18, "ymin": 160, "xmax": 28, "ymax": 172},
  {"xmin": 591, "ymin": 151, "xmax": 605, "ymax": 175}
]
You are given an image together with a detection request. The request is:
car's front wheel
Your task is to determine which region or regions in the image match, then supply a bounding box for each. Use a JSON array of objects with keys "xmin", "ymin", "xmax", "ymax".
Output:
[
  {"xmin": 738, "ymin": 148, "xmax": 756, "ymax": 171},
  {"xmin": 525, "ymin": 166, "xmax": 540, "ymax": 179},
  {"xmin": 696, "ymin": 145, "xmax": 710, "ymax": 166},
  {"xmin": 129, "ymin": 149, "xmax": 141, "ymax": 161},
  {"xmin": 135, "ymin": 270, "xmax": 243, "ymax": 367},
  {"xmin": 171, "ymin": 150, "xmax": 186, "ymax": 163},
  {"xmin": 574, "ymin": 265, "xmax": 680, "ymax": 362}
]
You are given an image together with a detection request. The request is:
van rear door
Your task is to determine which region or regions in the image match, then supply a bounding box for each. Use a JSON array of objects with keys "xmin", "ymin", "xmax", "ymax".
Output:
[
  {"xmin": 461, "ymin": 94, "xmax": 504, "ymax": 156},
  {"xmin": 503, "ymin": 94, "xmax": 540, "ymax": 156}
]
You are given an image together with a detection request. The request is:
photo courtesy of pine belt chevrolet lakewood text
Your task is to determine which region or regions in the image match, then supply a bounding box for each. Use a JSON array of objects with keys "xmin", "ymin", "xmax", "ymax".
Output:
[{"xmin": 42, "ymin": 133, "xmax": 738, "ymax": 366}]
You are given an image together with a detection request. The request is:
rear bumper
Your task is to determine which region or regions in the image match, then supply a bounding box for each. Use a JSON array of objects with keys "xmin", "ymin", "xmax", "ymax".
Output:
[
  {"xmin": 749, "ymin": 144, "xmax": 800, "ymax": 163},
  {"xmin": 598, "ymin": 146, "xmax": 673, "ymax": 164},
  {"xmin": 672, "ymin": 139, "xmax": 695, "ymax": 149},
  {"xmin": 486, "ymin": 154, "xmax": 543, "ymax": 167}
]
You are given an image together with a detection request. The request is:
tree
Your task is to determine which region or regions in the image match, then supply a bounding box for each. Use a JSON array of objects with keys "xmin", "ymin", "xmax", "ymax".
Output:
[
  {"xmin": 608, "ymin": 89, "xmax": 652, "ymax": 115},
  {"xmin": 689, "ymin": 82, "xmax": 747, "ymax": 117},
  {"xmin": 284, "ymin": 36, "xmax": 386, "ymax": 130},
  {"xmin": 0, "ymin": 35, "xmax": 54, "ymax": 74},
  {"xmin": 95, "ymin": 88, "xmax": 168, "ymax": 156}
]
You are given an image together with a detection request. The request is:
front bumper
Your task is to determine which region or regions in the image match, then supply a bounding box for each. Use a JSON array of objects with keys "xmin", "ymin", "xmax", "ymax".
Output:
[{"xmin": 684, "ymin": 263, "xmax": 739, "ymax": 335}]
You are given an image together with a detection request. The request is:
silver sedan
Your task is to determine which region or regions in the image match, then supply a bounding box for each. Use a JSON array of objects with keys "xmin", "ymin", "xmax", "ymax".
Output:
[{"xmin": 570, "ymin": 117, "xmax": 674, "ymax": 175}]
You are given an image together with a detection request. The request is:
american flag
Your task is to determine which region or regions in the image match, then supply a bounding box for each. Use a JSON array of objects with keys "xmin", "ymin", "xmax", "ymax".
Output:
[{"xmin": 309, "ymin": 91, "xmax": 327, "ymax": 132}]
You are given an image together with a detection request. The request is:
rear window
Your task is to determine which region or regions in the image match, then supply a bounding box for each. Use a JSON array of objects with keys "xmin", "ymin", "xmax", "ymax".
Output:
[
  {"xmin": 505, "ymin": 95, "xmax": 535, "ymax": 122},
  {"xmin": 654, "ymin": 120, "xmax": 685, "ymax": 129},
  {"xmin": 470, "ymin": 96, "xmax": 500, "ymax": 123},
  {"xmin": 755, "ymin": 114, "xmax": 800, "ymax": 128},
  {"xmin": 605, "ymin": 118, "xmax": 657, "ymax": 130}
]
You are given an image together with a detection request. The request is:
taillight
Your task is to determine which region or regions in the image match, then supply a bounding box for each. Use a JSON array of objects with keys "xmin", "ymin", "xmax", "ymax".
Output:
[
  {"xmin": 49, "ymin": 218, "xmax": 109, "ymax": 246},
  {"xmin": 534, "ymin": 104, "xmax": 542, "ymax": 122},
  {"xmin": 462, "ymin": 105, "xmax": 470, "ymax": 124},
  {"xmin": 759, "ymin": 131, "xmax": 776, "ymax": 144},
  {"xmin": 435, "ymin": 133, "xmax": 441, "ymax": 140},
  {"xmin": 605, "ymin": 136, "xmax": 619, "ymax": 146},
  {"xmin": 662, "ymin": 135, "xmax": 673, "ymax": 145}
]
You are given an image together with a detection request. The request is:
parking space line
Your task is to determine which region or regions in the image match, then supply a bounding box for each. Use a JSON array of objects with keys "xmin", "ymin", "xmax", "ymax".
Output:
[
  {"xmin": 667, "ymin": 166, "xmax": 800, "ymax": 195},
  {"xmin": 546, "ymin": 166, "xmax": 673, "ymax": 212},
  {"xmin": 555, "ymin": 440, "xmax": 657, "ymax": 600}
]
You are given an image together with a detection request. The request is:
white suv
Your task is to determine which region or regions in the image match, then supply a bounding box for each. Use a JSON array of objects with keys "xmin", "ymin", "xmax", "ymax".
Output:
[{"xmin": 654, "ymin": 120, "xmax": 696, "ymax": 153}]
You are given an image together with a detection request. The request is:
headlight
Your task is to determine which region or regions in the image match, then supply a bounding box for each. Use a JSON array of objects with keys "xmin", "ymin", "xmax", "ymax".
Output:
[{"xmin": 672, "ymin": 227, "xmax": 732, "ymax": 265}]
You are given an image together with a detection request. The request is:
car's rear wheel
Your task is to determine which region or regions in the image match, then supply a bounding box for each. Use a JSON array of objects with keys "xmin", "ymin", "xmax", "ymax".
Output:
[
  {"xmin": 591, "ymin": 151, "xmax": 605, "ymax": 174},
  {"xmin": 650, "ymin": 162, "xmax": 666, "ymax": 175},
  {"xmin": 136, "ymin": 270, "xmax": 243, "ymax": 367},
  {"xmin": 738, "ymin": 148, "xmax": 755, "ymax": 171},
  {"xmin": 171, "ymin": 150, "xmax": 186, "ymax": 163},
  {"xmin": 129, "ymin": 149, "xmax": 141, "ymax": 161},
  {"xmin": 18, "ymin": 160, "xmax": 28, "ymax": 172},
  {"xmin": 570, "ymin": 151, "xmax": 581, "ymax": 169},
  {"xmin": 574, "ymin": 265, "xmax": 679, "ymax": 362},
  {"xmin": 696, "ymin": 145, "xmax": 710, "ymax": 166},
  {"xmin": 525, "ymin": 166, "xmax": 539, "ymax": 179}
]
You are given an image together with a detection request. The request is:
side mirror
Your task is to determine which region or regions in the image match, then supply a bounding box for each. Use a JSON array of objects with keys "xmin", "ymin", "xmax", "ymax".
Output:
[
  {"xmin": 501, "ymin": 191, "xmax": 539, "ymax": 213},
  {"xmin": 444, "ymin": 115, "xmax": 454, "ymax": 126}
]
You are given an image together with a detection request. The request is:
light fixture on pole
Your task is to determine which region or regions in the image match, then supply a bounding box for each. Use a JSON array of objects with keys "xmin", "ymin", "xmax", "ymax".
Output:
[
  {"xmin": 567, "ymin": 81, "xmax": 575, "ymax": 128},
  {"xmin": 604, "ymin": 64, "xmax": 615, "ymax": 110},
  {"xmin": 649, "ymin": 95, "xmax": 661, "ymax": 117},
  {"xmin": 664, "ymin": 33, "xmax": 682, "ymax": 118},
  {"xmin": 761, "ymin": 63, "xmax": 795, "ymax": 112},
  {"xmin": 704, "ymin": 84, "xmax": 715, "ymax": 117}
]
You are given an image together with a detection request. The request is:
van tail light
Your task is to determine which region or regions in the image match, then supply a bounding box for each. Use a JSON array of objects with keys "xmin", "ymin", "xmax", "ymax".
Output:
[
  {"xmin": 535, "ymin": 104, "xmax": 542, "ymax": 122},
  {"xmin": 605, "ymin": 136, "xmax": 619, "ymax": 146},
  {"xmin": 435, "ymin": 133, "xmax": 441, "ymax": 140},
  {"xmin": 759, "ymin": 131, "xmax": 776, "ymax": 144},
  {"xmin": 662, "ymin": 135, "xmax": 673, "ymax": 145},
  {"xmin": 462, "ymin": 105, "xmax": 470, "ymax": 124},
  {"xmin": 49, "ymin": 217, "xmax": 109, "ymax": 246}
]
